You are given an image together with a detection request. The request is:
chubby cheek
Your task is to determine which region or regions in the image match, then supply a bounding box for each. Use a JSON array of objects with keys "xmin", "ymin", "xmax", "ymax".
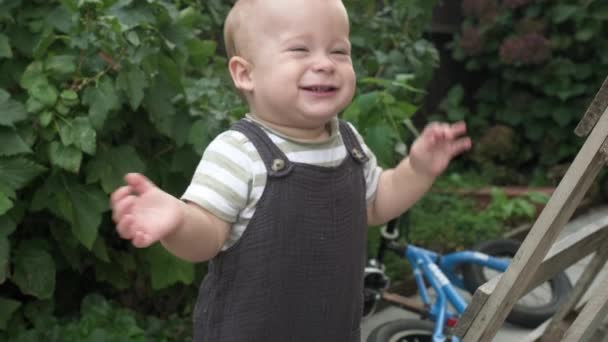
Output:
[{"xmin": 342, "ymin": 68, "xmax": 356, "ymax": 101}]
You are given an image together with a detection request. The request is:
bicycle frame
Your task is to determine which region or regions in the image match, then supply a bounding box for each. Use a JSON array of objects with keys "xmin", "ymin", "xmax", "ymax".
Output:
[{"xmin": 403, "ymin": 244, "xmax": 509, "ymax": 342}]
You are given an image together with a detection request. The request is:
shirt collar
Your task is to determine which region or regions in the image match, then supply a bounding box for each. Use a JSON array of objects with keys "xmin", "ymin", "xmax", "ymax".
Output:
[{"xmin": 245, "ymin": 114, "xmax": 340, "ymax": 145}]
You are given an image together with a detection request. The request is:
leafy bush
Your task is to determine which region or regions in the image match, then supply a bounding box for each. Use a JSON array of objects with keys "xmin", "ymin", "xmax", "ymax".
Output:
[
  {"xmin": 1, "ymin": 294, "xmax": 191, "ymax": 342},
  {"xmin": 346, "ymin": 1, "xmax": 440, "ymax": 167},
  {"xmin": 1, "ymin": 0, "xmax": 234, "ymax": 328},
  {"xmin": 0, "ymin": 0, "xmax": 440, "ymax": 337},
  {"xmin": 442, "ymin": 0, "xmax": 608, "ymax": 183}
]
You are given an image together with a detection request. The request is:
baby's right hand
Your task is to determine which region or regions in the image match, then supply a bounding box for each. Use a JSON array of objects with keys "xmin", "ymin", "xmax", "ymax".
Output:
[{"xmin": 111, "ymin": 173, "xmax": 184, "ymax": 248}]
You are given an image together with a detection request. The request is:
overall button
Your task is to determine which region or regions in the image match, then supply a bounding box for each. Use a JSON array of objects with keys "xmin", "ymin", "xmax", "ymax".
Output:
[
  {"xmin": 351, "ymin": 148, "xmax": 365, "ymax": 161},
  {"xmin": 271, "ymin": 158, "xmax": 285, "ymax": 171}
]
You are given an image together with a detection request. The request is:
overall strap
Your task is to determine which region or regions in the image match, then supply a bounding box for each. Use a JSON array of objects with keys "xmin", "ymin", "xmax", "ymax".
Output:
[
  {"xmin": 230, "ymin": 119, "xmax": 294, "ymax": 177},
  {"xmin": 338, "ymin": 120, "xmax": 370, "ymax": 164}
]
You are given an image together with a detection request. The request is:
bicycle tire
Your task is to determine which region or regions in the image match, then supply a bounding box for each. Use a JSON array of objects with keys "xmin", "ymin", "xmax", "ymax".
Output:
[
  {"xmin": 462, "ymin": 238, "xmax": 573, "ymax": 328},
  {"xmin": 367, "ymin": 319, "xmax": 453, "ymax": 342}
]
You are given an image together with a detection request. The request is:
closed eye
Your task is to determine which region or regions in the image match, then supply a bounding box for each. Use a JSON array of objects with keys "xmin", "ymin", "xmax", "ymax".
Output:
[
  {"xmin": 332, "ymin": 50, "xmax": 350, "ymax": 55},
  {"xmin": 288, "ymin": 47, "xmax": 308, "ymax": 52}
]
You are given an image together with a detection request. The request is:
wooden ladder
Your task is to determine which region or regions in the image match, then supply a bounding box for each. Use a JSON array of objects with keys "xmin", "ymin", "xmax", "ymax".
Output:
[{"xmin": 454, "ymin": 77, "xmax": 608, "ymax": 342}]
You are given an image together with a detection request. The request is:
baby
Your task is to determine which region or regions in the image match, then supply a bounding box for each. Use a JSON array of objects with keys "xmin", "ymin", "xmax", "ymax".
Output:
[{"xmin": 111, "ymin": 0, "xmax": 471, "ymax": 341}]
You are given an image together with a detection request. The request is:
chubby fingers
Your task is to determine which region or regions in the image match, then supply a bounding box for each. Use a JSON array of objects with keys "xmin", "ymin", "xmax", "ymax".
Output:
[
  {"xmin": 111, "ymin": 186, "xmax": 131, "ymax": 208},
  {"xmin": 132, "ymin": 231, "xmax": 154, "ymax": 248},
  {"xmin": 446, "ymin": 121, "xmax": 471, "ymax": 155},
  {"xmin": 448, "ymin": 121, "xmax": 467, "ymax": 138},
  {"xmin": 116, "ymin": 214, "xmax": 136, "ymax": 239},
  {"xmin": 111, "ymin": 186, "xmax": 134, "ymax": 220},
  {"xmin": 432, "ymin": 121, "xmax": 467, "ymax": 138},
  {"xmin": 116, "ymin": 214, "xmax": 153, "ymax": 248},
  {"xmin": 425, "ymin": 121, "xmax": 469, "ymax": 144},
  {"xmin": 449, "ymin": 136, "xmax": 472, "ymax": 156}
]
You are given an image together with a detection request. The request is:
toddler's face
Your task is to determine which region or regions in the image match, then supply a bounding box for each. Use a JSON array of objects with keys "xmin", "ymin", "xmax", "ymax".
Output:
[{"xmin": 245, "ymin": 0, "xmax": 356, "ymax": 130}]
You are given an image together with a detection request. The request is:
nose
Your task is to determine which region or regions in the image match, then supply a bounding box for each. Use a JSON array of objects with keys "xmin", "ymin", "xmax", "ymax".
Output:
[{"xmin": 312, "ymin": 53, "xmax": 335, "ymax": 73}]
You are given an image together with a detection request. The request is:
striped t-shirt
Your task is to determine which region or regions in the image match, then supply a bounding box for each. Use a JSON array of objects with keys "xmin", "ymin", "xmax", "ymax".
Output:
[{"xmin": 181, "ymin": 115, "xmax": 382, "ymax": 250}]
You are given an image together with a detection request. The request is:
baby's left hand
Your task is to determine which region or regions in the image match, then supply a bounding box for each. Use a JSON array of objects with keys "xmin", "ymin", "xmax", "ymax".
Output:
[{"xmin": 408, "ymin": 121, "xmax": 471, "ymax": 178}]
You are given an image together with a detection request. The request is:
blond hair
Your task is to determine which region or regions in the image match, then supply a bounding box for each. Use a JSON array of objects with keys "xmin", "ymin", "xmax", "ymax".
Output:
[{"xmin": 223, "ymin": 0, "xmax": 255, "ymax": 59}]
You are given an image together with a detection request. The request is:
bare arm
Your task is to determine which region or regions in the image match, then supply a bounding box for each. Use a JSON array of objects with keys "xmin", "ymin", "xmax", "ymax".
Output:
[
  {"xmin": 160, "ymin": 201, "xmax": 230, "ymax": 262},
  {"xmin": 367, "ymin": 157, "xmax": 435, "ymax": 226},
  {"xmin": 111, "ymin": 173, "xmax": 230, "ymax": 263}
]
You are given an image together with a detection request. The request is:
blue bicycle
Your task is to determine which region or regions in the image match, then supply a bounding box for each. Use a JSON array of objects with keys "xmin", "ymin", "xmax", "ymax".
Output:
[{"xmin": 363, "ymin": 217, "xmax": 572, "ymax": 342}]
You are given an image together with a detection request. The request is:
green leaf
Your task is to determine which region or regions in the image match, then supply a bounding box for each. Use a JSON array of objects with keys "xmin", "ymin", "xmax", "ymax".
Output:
[
  {"xmin": 0, "ymin": 157, "xmax": 46, "ymax": 193},
  {"xmin": 178, "ymin": 6, "xmax": 204, "ymax": 28},
  {"xmin": 117, "ymin": 67, "xmax": 147, "ymax": 110},
  {"xmin": 552, "ymin": 5, "xmax": 579, "ymax": 23},
  {"xmin": 187, "ymin": 120, "xmax": 210, "ymax": 155},
  {"xmin": 47, "ymin": 5, "xmax": 74, "ymax": 33},
  {"xmin": 0, "ymin": 297, "xmax": 21, "ymax": 330},
  {"xmin": 158, "ymin": 55, "xmax": 182, "ymax": 90},
  {"xmin": 85, "ymin": 145, "xmax": 146, "ymax": 193},
  {"xmin": 26, "ymin": 97, "xmax": 45, "ymax": 114},
  {"xmin": 0, "ymin": 194, "xmax": 13, "ymax": 216},
  {"xmin": 30, "ymin": 80, "xmax": 59, "ymax": 107},
  {"xmin": 355, "ymin": 91, "xmax": 381, "ymax": 115},
  {"xmin": 144, "ymin": 244, "xmax": 194, "ymax": 289},
  {"xmin": 45, "ymin": 55, "xmax": 77, "ymax": 77},
  {"xmin": 0, "ymin": 235, "xmax": 8, "ymax": 283},
  {"xmin": 365, "ymin": 123, "xmax": 397, "ymax": 168},
  {"xmin": 49, "ymin": 222, "xmax": 85, "ymax": 271},
  {"xmin": 186, "ymin": 39, "xmax": 216, "ymax": 65},
  {"xmin": 0, "ymin": 34, "xmax": 12, "ymax": 59},
  {"xmin": 82, "ymin": 77, "xmax": 120, "ymax": 129},
  {"xmin": 60, "ymin": 90, "xmax": 79, "ymax": 106},
  {"xmin": 144, "ymin": 78, "xmax": 176, "ymax": 137},
  {"xmin": 126, "ymin": 31, "xmax": 141, "ymax": 46},
  {"xmin": 65, "ymin": 185, "xmax": 109, "ymax": 248},
  {"xmin": 0, "ymin": 89, "xmax": 27, "ymax": 127},
  {"xmin": 48, "ymin": 141, "xmax": 83, "ymax": 173},
  {"xmin": 20, "ymin": 62, "xmax": 46, "ymax": 90},
  {"xmin": 342, "ymin": 102, "xmax": 361, "ymax": 122},
  {"xmin": 0, "ymin": 127, "xmax": 32, "ymax": 156},
  {"xmin": 12, "ymin": 242, "xmax": 56, "ymax": 299},
  {"xmin": 92, "ymin": 237, "xmax": 110, "ymax": 263},
  {"xmin": 94, "ymin": 251, "xmax": 134, "ymax": 290},
  {"xmin": 39, "ymin": 111, "xmax": 53, "ymax": 127},
  {"xmin": 33, "ymin": 28, "xmax": 56, "ymax": 60},
  {"xmin": 32, "ymin": 176, "xmax": 107, "ymax": 249},
  {"xmin": 59, "ymin": 117, "xmax": 97, "ymax": 155}
]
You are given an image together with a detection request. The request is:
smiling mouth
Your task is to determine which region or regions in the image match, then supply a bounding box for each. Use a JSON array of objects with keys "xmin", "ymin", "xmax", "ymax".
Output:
[{"xmin": 301, "ymin": 86, "xmax": 338, "ymax": 92}]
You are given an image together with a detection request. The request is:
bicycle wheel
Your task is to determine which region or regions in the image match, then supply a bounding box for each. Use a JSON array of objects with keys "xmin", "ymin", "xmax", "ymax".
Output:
[
  {"xmin": 462, "ymin": 238, "xmax": 572, "ymax": 328},
  {"xmin": 367, "ymin": 319, "xmax": 453, "ymax": 342}
]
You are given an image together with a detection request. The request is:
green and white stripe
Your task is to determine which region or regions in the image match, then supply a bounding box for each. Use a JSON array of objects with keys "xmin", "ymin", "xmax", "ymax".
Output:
[{"xmin": 182, "ymin": 117, "xmax": 381, "ymax": 250}]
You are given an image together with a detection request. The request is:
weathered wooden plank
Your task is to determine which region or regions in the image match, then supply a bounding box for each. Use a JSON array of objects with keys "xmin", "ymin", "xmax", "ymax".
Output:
[
  {"xmin": 562, "ymin": 271, "xmax": 608, "ymax": 341},
  {"xmin": 542, "ymin": 243, "xmax": 608, "ymax": 342},
  {"xmin": 588, "ymin": 319, "xmax": 608, "ymax": 342},
  {"xmin": 520, "ymin": 319, "xmax": 552, "ymax": 342},
  {"xmin": 531, "ymin": 219, "xmax": 608, "ymax": 290},
  {"xmin": 576, "ymin": 76, "xmax": 608, "ymax": 137},
  {"xmin": 460, "ymin": 106, "xmax": 608, "ymax": 342},
  {"xmin": 454, "ymin": 219, "xmax": 608, "ymax": 337},
  {"xmin": 454, "ymin": 286, "xmax": 489, "ymax": 336}
]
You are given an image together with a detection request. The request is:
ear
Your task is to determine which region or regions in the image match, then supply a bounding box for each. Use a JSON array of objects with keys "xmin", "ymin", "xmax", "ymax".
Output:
[{"xmin": 228, "ymin": 56, "xmax": 254, "ymax": 92}]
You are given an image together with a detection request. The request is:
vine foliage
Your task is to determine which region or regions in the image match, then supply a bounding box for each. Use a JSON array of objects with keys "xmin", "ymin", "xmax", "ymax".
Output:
[{"xmin": 445, "ymin": 0, "xmax": 608, "ymax": 183}]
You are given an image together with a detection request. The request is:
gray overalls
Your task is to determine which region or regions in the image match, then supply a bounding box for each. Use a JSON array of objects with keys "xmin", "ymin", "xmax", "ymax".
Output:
[{"xmin": 193, "ymin": 119, "xmax": 369, "ymax": 342}]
